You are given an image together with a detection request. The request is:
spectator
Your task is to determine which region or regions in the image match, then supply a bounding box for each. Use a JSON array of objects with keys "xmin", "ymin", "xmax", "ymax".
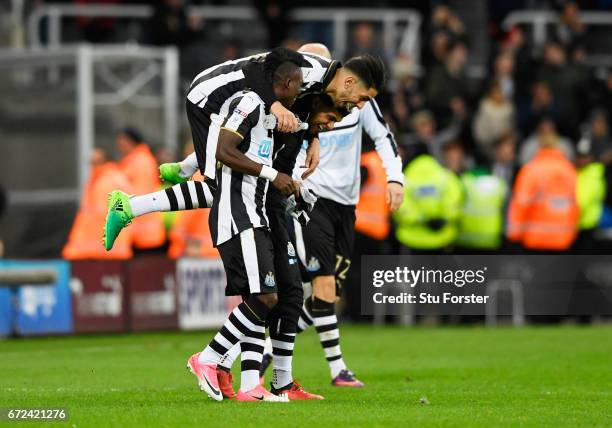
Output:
[
  {"xmin": 491, "ymin": 132, "xmax": 518, "ymax": 187},
  {"xmin": 221, "ymin": 39, "xmax": 243, "ymax": 62},
  {"xmin": 116, "ymin": 128, "xmax": 166, "ymax": 252},
  {"xmin": 425, "ymin": 41, "xmax": 469, "ymax": 128},
  {"xmin": 394, "ymin": 142, "xmax": 462, "ymax": 253},
  {"xmin": 472, "ymin": 80, "xmax": 515, "ymax": 159},
  {"xmin": 537, "ymin": 40, "xmax": 582, "ymax": 138},
  {"xmin": 426, "ymin": 5, "xmax": 466, "ymax": 67},
  {"xmin": 63, "ymin": 148, "xmax": 133, "ymax": 260},
  {"xmin": 456, "ymin": 168, "xmax": 508, "ymax": 252},
  {"xmin": 519, "ymin": 118, "xmax": 574, "ymax": 166},
  {"xmin": 556, "ymin": 1, "xmax": 586, "ymax": 49},
  {"xmin": 518, "ymin": 81, "xmax": 558, "ymax": 137},
  {"xmin": 574, "ymin": 138, "xmax": 606, "ymax": 251},
  {"xmin": 584, "ymin": 110, "xmax": 612, "ymax": 164},
  {"xmin": 254, "ymin": 0, "xmax": 292, "ymax": 49},
  {"xmin": 348, "ymin": 22, "xmax": 386, "ymax": 62},
  {"xmin": 146, "ymin": 0, "xmax": 201, "ymax": 47},
  {"xmin": 442, "ymin": 140, "xmax": 466, "ymax": 175},
  {"xmin": 403, "ymin": 110, "xmax": 462, "ymax": 165},
  {"xmin": 493, "ymin": 52, "xmax": 515, "ymax": 101},
  {"xmin": 506, "ymin": 130, "xmax": 579, "ymax": 252},
  {"xmin": 385, "ymin": 55, "xmax": 422, "ymax": 134},
  {"xmin": 499, "ymin": 26, "xmax": 532, "ymax": 101}
]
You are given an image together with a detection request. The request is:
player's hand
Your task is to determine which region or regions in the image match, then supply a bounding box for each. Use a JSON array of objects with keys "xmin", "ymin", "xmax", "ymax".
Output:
[
  {"xmin": 272, "ymin": 172, "xmax": 298, "ymax": 197},
  {"xmin": 387, "ymin": 182, "xmax": 404, "ymax": 212},
  {"xmin": 292, "ymin": 180, "xmax": 302, "ymax": 198},
  {"xmin": 301, "ymin": 137, "xmax": 320, "ymax": 179},
  {"xmin": 270, "ymin": 101, "xmax": 299, "ymax": 133}
]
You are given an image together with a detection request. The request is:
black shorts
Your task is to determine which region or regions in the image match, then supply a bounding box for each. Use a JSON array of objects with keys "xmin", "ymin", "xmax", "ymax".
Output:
[
  {"xmin": 294, "ymin": 197, "xmax": 356, "ymax": 294},
  {"xmin": 186, "ymin": 100, "xmax": 220, "ymax": 179},
  {"xmin": 217, "ymin": 228, "xmax": 277, "ymax": 297}
]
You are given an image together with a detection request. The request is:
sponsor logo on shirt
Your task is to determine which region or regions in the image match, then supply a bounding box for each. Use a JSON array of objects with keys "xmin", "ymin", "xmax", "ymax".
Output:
[
  {"xmin": 258, "ymin": 138, "xmax": 272, "ymax": 158},
  {"xmin": 234, "ymin": 108, "xmax": 248, "ymax": 118}
]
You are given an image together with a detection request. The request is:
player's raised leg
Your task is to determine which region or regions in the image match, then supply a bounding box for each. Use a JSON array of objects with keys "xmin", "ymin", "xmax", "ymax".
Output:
[{"xmin": 103, "ymin": 181, "xmax": 214, "ymax": 250}]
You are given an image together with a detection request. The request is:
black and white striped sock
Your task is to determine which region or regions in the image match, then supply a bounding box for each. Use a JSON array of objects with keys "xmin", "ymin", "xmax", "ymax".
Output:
[
  {"xmin": 239, "ymin": 312, "xmax": 269, "ymax": 392},
  {"xmin": 199, "ymin": 297, "xmax": 269, "ymax": 371},
  {"xmin": 129, "ymin": 181, "xmax": 214, "ymax": 217},
  {"xmin": 270, "ymin": 331, "xmax": 296, "ymax": 390},
  {"xmin": 311, "ymin": 297, "xmax": 347, "ymax": 378},
  {"xmin": 296, "ymin": 299, "xmax": 314, "ymax": 333},
  {"xmin": 218, "ymin": 342, "xmax": 241, "ymax": 371}
]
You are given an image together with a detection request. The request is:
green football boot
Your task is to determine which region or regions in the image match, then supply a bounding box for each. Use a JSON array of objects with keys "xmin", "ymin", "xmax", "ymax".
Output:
[
  {"xmin": 159, "ymin": 162, "xmax": 188, "ymax": 185},
  {"xmin": 103, "ymin": 190, "xmax": 134, "ymax": 251}
]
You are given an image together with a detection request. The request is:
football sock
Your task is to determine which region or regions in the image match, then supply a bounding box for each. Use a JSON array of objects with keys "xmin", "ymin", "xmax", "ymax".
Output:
[
  {"xmin": 237, "ymin": 298, "xmax": 272, "ymax": 392},
  {"xmin": 263, "ymin": 335, "xmax": 273, "ymax": 355},
  {"xmin": 296, "ymin": 299, "xmax": 314, "ymax": 333},
  {"xmin": 129, "ymin": 181, "xmax": 214, "ymax": 217},
  {"xmin": 270, "ymin": 331, "xmax": 296, "ymax": 390},
  {"xmin": 218, "ymin": 342, "xmax": 241, "ymax": 371},
  {"xmin": 311, "ymin": 297, "xmax": 347, "ymax": 378},
  {"xmin": 199, "ymin": 296, "xmax": 269, "ymax": 369},
  {"xmin": 179, "ymin": 152, "xmax": 199, "ymax": 178}
]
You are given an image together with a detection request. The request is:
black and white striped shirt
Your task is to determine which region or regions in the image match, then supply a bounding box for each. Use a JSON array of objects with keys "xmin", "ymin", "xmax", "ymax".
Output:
[
  {"xmin": 186, "ymin": 52, "xmax": 339, "ymax": 115},
  {"xmin": 209, "ymin": 91, "xmax": 274, "ymax": 246}
]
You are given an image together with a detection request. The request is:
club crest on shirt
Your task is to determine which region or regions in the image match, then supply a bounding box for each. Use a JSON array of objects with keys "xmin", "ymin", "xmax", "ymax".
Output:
[
  {"xmin": 264, "ymin": 271, "xmax": 276, "ymax": 288},
  {"xmin": 287, "ymin": 242, "xmax": 296, "ymax": 257},
  {"xmin": 307, "ymin": 257, "xmax": 320, "ymax": 272}
]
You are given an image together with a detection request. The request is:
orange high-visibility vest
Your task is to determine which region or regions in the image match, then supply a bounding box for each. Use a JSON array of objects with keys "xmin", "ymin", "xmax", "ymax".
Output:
[
  {"xmin": 506, "ymin": 148, "xmax": 578, "ymax": 250},
  {"xmin": 168, "ymin": 208, "xmax": 219, "ymax": 259},
  {"xmin": 118, "ymin": 144, "xmax": 166, "ymax": 249},
  {"xmin": 63, "ymin": 162, "xmax": 134, "ymax": 259},
  {"xmin": 355, "ymin": 151, "xmax": 390, "ymax": 240}
]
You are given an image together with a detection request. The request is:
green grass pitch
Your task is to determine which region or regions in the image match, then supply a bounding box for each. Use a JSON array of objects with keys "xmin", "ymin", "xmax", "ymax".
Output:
[{"xmin": 1, "ymin": 325, "xmax": 611, "ymax": 427}]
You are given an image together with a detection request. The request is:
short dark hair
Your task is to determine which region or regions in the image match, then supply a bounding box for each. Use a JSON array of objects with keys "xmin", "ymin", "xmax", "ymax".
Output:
[
  {"xmin": 272, "ymin": 60, "xmax": 302, "ymax": 85},
  {"xmin": 120, "ymin": 127, "xmax": 143, "ymax": 144},
  {"xmin": 265, "ymin": 47, "xmax": 303, "ymax": 83},
  {"xmin": 344, "ymin": 54, "xmax": 386, "ymax": 91},
  {"xmin": 306, "ymin": 93, "xmax": 351, "ymax": 117}
]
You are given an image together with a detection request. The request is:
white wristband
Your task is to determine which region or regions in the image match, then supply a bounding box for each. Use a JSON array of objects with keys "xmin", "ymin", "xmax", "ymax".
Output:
[{"xmin": 259, "ymin": 165, "xmax": 278, "ymax": 181}]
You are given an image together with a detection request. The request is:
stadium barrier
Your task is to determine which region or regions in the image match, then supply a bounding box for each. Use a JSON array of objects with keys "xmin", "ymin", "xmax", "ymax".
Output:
[
  {"xmin": 0, "ymin": 257, "xmax": 227, "ymax": 338},
  {"xmin": 503, "ymin": 10, "xmax": 612, "ymax": 68},
  {"xmin": 25, "ymin": 5, "xmax": 421, "ymax": 67}
]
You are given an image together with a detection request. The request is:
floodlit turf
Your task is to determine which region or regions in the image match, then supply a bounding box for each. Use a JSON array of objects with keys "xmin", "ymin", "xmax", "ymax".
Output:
[{"xmin": 1, "ymin": 325, "xmax": 611, "ymax": 427}]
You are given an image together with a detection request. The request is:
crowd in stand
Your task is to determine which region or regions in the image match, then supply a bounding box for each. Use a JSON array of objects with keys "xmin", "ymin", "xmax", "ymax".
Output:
[{"xmin": 376, "ymin": 3, "xmax": 612, "ymax": 255}]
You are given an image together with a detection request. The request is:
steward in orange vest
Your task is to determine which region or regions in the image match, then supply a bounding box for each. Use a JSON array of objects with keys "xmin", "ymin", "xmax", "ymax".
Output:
[
  {"xmin": 355, "ymin": 151, "xmax": 390, "ymax": 240},
  {"xmin": 506, "ymin": 137, "xmax": 578, "ymax": 250},
  {"xmin": 116, "ymin": 128, "xmax": 166, "ymax": 250},
  {"xmin": 63, "ymin": 148, "xmax": 133, "ymax": 259}
]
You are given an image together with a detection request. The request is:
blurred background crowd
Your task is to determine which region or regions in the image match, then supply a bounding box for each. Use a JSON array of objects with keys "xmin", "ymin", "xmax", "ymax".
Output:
[{"xmin": 1, "ymin": 1, "xmax": 612, "ymax": 320}]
